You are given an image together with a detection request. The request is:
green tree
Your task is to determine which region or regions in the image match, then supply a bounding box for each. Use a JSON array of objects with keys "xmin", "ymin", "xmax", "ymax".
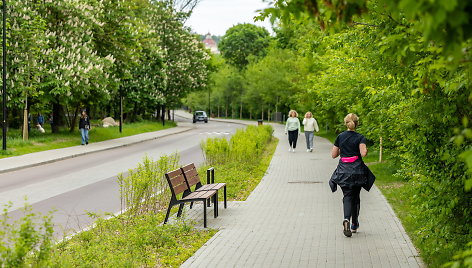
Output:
[
  {"xmin": 4, "ymin": 0, "xmax": 47, "ymax": 135},
  {"xmin": 218, "ymin": 23, "xmax": 271, "ymax": 70},
  {"xmin": 149, "ymin": 1, "xmax": 212, "ymax": 120},
  {"xmin": 40, "ymin": 0, "xmax": 114, "ymax": 132},
  {"xmin": 244, "ymin": 47, "xmax": 304, "ymax": 120}
]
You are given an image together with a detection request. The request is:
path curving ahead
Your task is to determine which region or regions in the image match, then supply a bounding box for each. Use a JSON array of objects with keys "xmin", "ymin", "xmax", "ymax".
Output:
[{"xmin": 180, "ymin": 123, "xmax": 424, "ymax": 267}]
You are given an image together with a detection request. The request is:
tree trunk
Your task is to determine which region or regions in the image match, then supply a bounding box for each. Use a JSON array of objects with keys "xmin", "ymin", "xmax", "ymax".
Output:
[
  {"xmin": 64, "ymin": 105, "xmax": 71, "ymax": 129},
  {"xmin": 161, "ymin": 104, "xmax": 165, "ymax": 126},
  {"xmin": 156, "ymin": 107, "xmax": 161, "ymax": 120},
  {"xmin": 52, "ymin": 100, "xmax": 63, "ymax": 133},
  {"xmin": 167, "ymin": 109, "xmax": 171, "ymax": 120},
  {"xmin": 22, "ymin": 95, "xmax": 28, "ymax": 141},
  {"xmin": 69, "ymin": 105, "xmax": 80, "ymax": 132},
  {"xmin": 240, "ymin": 98, "xmax": 243, "ymax": 119}
]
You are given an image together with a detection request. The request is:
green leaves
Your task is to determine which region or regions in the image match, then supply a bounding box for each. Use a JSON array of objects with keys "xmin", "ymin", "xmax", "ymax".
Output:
[{"xmin": 219, "ymin": 23, "xmax": 271, "ymax": 70}]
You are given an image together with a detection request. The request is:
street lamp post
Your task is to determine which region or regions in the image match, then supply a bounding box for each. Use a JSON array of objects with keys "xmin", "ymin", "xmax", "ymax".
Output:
[
  {"xmin": 2, "ymin": 0, "xmax": 6, "ymax": 150},
  {"xmin": 119, "ymin": 85, "xmax": 123, "ymax": 133}
]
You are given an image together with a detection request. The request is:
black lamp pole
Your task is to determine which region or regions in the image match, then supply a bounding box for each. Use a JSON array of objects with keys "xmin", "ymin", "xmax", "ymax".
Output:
[
  {"xmin": 2, "ymin": 0, "xmax": 6, "ymax": 150},
  {"xmin": 119, "ymin": 85, "xmax": 122, "ymax": 133}
]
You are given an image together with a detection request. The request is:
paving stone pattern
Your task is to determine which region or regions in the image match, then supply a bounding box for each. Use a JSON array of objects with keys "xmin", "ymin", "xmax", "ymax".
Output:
[{"xmin": 179, "ymin": 124, "xmax": 424, "ymax": 268}]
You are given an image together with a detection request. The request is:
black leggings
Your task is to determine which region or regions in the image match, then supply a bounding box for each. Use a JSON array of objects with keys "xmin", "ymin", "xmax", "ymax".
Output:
[
  {"xmin": 341, "ymin": 186, "xmax": 361, "ymax": 225},
  {"xmin": 288, "ymin": 130, "xmax": 298, "ymax": 148}
]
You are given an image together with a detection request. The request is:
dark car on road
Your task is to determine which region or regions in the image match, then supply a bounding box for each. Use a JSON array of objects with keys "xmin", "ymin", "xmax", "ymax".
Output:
[{"xmin": 193, "ymin": 111, "xmax": 208, "ymax": 123}]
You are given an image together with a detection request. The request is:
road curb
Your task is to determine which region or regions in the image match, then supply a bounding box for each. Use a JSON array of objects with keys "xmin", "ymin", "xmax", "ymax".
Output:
[{"xmin": 0, "ymin": 125, "xmax": 195, "ymax": 174}]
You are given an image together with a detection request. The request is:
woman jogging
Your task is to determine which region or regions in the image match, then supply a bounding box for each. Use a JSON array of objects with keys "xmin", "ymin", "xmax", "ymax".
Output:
[
  {"xmin": 285, "ymin": 110, "xmax": 300, "ymax": 152},
  {"xmin": 329, "ymin": 113, "xmax": 375, "ymax": 237},
  {"xmin": 302, "ymin": 111, "xmax": 319, "ymax": 152}
]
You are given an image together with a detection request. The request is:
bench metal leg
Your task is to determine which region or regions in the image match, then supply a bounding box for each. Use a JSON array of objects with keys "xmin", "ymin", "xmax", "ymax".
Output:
[
  {"xmin": 177, "ymin": 203, "xmax": 185, "ymax": 218},
  {"xmin": 224, "ymin": 186, "xmax": 227, "ymax": 209},
  {"xmin": 203, "ymin": 201, "xmax": 207, "ymax": 228},
  {"xmin": 164, "ymin": 202, "xmax": 173, "ymax": 224},
  {"xmin": 214, "ymin": 193, "xmax": 218, "ymax": 218}
]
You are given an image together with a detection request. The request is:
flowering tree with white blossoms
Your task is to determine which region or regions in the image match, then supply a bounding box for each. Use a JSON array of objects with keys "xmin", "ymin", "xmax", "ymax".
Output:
[
  {"xmin": 149, "ymin": 1, "xmax": 212, "ymax": 119},
  {"xmin": 40, "ymin": 0, "xmax": 115, "ymax": 132},
  {"xmin": 2, "ymin": 0, "xmax": 47, "ymax": 137},
  {"xmin": 1, "ymin": 0, "xmax": 214, "ymax": 133}
]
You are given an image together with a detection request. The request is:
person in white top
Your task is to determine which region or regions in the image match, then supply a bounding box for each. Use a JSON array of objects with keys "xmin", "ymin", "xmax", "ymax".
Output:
[
  {"xmin": 285, "ymin": 110, "xmax": 300, "ymax": 152},
  {"xmin": 302, "ymin": 111, "xmax": 319, "ymax": 152}
]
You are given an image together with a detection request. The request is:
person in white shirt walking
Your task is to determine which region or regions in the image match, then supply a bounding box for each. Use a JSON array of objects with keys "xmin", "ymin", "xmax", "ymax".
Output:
[
  {"xmin": 302, "ymin": 111, "xmax": 319, "ymax": 152},
  {"xmin": 285, "ymin": 110, "xmax": 300, "ymax": 152}
]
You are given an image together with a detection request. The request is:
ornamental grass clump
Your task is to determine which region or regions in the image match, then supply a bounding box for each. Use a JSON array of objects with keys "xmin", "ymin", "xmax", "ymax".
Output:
[
  {"xmin": 200, "ymin": 125, "xmax": 277, "ymax": 200},
  {"xmin": 118, "ymin": 153, "xmax": 180, "ymax": 216},
  {"xmin": 201, "ymin": 125, "xmax": 273, "ymax": 166}
]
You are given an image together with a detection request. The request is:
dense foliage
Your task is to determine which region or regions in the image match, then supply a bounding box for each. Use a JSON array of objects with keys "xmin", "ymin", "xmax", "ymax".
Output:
[
  {"xmin": 200, "ymin": 125, "xmax": 276, "ymax": 200},
  {"xmin": 187, "ymin": 0, "xmax": 472, "ymax": 266},
  {"xmin": 118, "ymin": 154, "xmax": 180, "ymax": 216},
  {"xmin": 1, "ymin": 0, "xmax": 212, "ymax": 134},
  {"xmin": 0, "ymin": 204, "xmax": 54, "ymax": 267},
  {"xmin": 218, "ymin": 23, "xmax": 271, "ymax": 70}
]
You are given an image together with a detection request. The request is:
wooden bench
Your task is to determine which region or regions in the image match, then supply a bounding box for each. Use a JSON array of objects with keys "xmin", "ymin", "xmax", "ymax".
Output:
[
  {"xmin": 164, "ymin": 168, "xmax": 218, "ymax": 228},
  {"xmin": 181, "ymin": 163, "xmax": 227, "ymax": 210}
]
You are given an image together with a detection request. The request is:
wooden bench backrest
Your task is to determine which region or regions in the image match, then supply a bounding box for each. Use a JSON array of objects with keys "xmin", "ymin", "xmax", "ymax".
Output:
[
  {"xmin": 181, "ymin": 163, "xmax": 201, "ymax": 188},
  {"xmin": 165, "ymin": 168, "xmax": 189, "ymax": 196}
]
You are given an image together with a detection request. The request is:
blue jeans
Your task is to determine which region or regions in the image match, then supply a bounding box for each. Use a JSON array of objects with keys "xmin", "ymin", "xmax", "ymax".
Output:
[
  {"xmin": 80, "ymin": 128, "xmax": 89, "ymax": 145},
  {"xmin": 305, "ymin": 131, "xmax": 314, "ymax": 149}
]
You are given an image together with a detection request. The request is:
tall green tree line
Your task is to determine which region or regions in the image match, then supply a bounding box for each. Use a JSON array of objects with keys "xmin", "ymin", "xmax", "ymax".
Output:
[
  {"xmin": 2, "ymin": 0, "xmax": 211, "ymax": 133},
  {"xmin": 186, "ymin": 1, "xmax": 471, "ymax": 266}
]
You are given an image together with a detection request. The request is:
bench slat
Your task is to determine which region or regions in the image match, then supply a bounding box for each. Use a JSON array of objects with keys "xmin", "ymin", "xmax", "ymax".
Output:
[
  {"xmin": 173, "ymin": 183, "xmax": 189, "ymax": 195},
  {"xmin": 182, "ymin": 190, "xmax": 216, "ymax": 201},
  {"xmin": 170, "ymin": 174, "xmax": 186, "ymax": 186},
  {"xmin": 198, "ymin": 183, "xmax": 226, "ymax": 191},
  {"xmin": 165, "ymin": 168, "xmax": 189, "ymax": 195},
  {"xmin": 182, "ymin": 163, "xmax": 201, "ymax": 187}
]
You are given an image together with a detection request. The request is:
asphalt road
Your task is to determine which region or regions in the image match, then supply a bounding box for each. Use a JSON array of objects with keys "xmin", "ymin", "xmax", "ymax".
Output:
[{"xmin": 0, "ymin": 118, "xmax": 245, "ymax": 238}]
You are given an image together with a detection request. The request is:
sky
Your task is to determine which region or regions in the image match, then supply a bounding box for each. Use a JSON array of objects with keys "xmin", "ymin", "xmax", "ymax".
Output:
[{"xmin": 185, "ymin": 0, "xmax": 273, "ymax": 36}]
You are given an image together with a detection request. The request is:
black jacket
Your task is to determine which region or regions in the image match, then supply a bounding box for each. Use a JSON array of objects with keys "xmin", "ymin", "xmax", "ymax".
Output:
[
  {"xmin": 329, "ymin": 159, "xmax": 375, "ymax": 192},
  {"xmin": 79, "ymin": 116, "xmax": 90, "ymax": 129}
]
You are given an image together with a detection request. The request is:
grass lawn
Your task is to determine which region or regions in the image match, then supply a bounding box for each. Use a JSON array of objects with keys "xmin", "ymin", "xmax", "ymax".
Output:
[
  {"xmin": 0, "ymin": 120, "xmax": 176, "ymax": 159},
  {"xmin": 49, "ymin": 211, "xmax": 216, "ymax": 267}
]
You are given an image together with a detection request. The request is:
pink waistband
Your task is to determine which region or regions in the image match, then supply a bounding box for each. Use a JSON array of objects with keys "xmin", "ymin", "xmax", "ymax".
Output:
[{"xmin": 341, "ymin": 156, "xmax": 359, "ymax": 163}]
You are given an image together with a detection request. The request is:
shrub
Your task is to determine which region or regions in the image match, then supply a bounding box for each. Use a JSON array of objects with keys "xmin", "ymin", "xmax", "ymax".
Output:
[
  {"xmin": 0, "ymin": 204, "xmax": 54, "ymax": 267},
  {"xmin": 201, "ymin": 125, "xmax": 273, "ymax": 166},
  {"xmin": 200, "ymin": 125, "xmax": 277, "ymax": 200},
  {"xmin": 118, "ymin": 153, "xmax": 180, "ymax": 216}
]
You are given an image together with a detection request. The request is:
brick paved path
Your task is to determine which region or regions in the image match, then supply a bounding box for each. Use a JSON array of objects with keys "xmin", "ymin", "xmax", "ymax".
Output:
[{"xmin": 180, "ymin": 124, "xmax": 423, "ymax": 267}]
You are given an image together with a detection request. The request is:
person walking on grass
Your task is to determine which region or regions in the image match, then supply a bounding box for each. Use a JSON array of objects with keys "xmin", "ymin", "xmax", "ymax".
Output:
[
  {"xmin": 285, "ymin": 110, "xmax": 300, "ymax": 152},
  {"xmin": 329, "ymin": 113, "xmax": 375, "ymax": 237},
  {"xmin": 79, "ymin": 110, "xmax": 91, "ymax": 145},
  {"xmin": 302, "ymin": 111, "xmax": 319, "ymax": 152}
]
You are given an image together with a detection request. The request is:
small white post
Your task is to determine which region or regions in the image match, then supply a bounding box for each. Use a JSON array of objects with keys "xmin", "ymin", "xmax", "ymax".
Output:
[{"xmin": 379, "ymin": 136, "xmax": 383, "ymax": 163}]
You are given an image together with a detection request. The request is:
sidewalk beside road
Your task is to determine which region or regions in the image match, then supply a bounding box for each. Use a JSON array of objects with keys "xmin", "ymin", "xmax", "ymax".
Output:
[
  {"xmin": 180, "ymin": 123, "xmax": 424, "ymax": 267},
  {"xmin": 0, "ymin": 122, "xmax": 194, "ymax": 174},
  {"xmin": 0, "ymin": 110, "xmax": 257, "ymax": 174}
]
